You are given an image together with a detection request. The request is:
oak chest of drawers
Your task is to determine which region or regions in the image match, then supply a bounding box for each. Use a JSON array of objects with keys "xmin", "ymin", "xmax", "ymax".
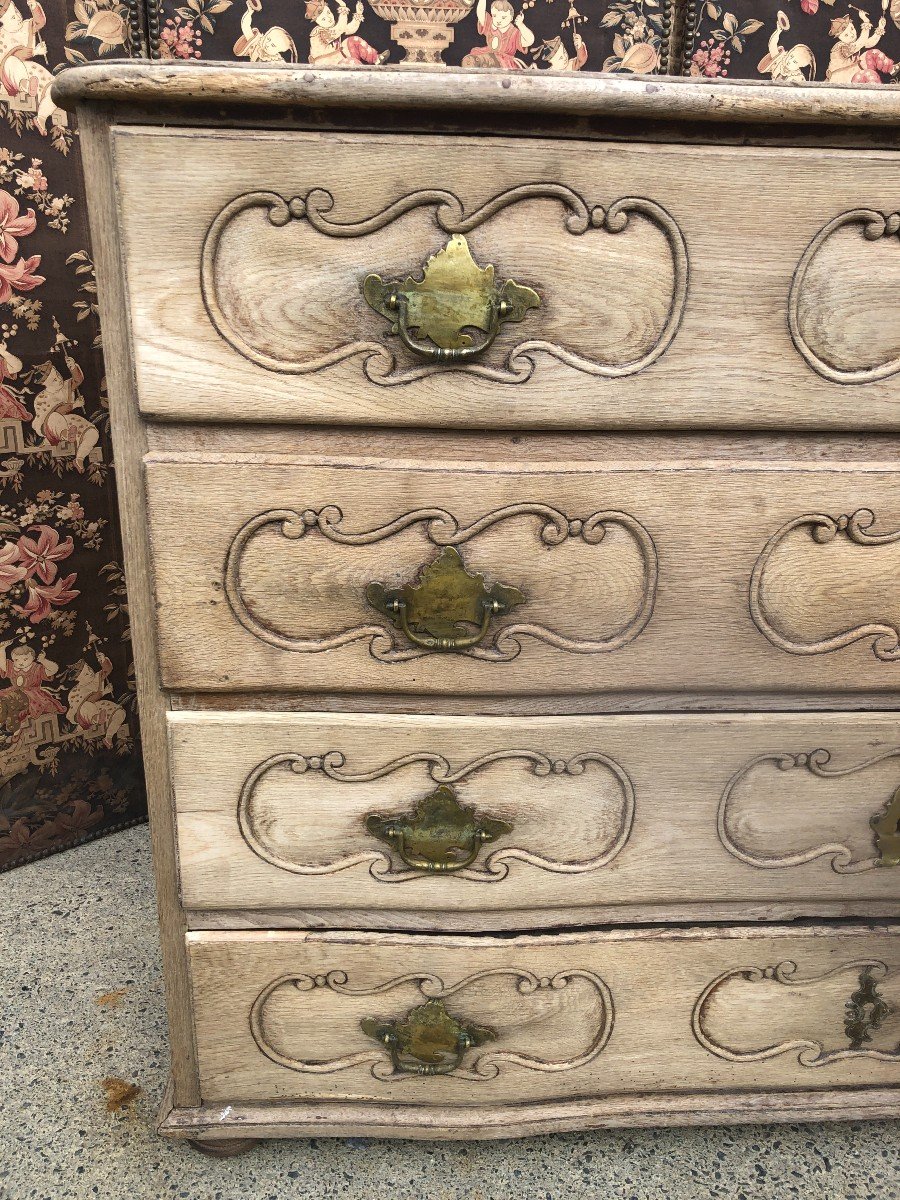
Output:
[{"xmin": 55, "ymin": 63, "xmax": 900, "ymax": 1149}]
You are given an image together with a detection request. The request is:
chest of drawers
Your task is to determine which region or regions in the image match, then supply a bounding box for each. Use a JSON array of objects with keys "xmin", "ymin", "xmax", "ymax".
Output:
[{"xmin": 55, "ymin": 64, "xmax": 900, "ymax": 1151}]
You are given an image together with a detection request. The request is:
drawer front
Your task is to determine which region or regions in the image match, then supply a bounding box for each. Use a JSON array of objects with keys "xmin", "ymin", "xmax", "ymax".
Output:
[
  {"xmin": 147, "ymin": 456, "xmax": 900, "ymax": 696},
  {"xmin": 172, "ymin": 712, "xmax": 900, "ymax": 923},
  {"xmin": 114, "ymin": 127, "xmax": 900, "ymax": 431},
  {"xmin": 188, "ymin": 926, "xmax": 900, "ymax": 1105}
]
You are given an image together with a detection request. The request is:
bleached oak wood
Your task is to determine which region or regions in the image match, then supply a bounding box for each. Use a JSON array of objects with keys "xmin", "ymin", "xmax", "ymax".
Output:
[
  {"xmin": 170, "ymin": 711, "xmax": 900, "ymax": 920},
  {"xmin": 145, "ymin": 454, "xmax": 900, "ymax": 696},
  {"xmin": 76, "ymin": 111, "xmax": 201, "ymax": 1107},
  {"xmin": 112, "ymin": 128, "xmax": 900, "ymax": 430},
  {"xmin": 159, "ymin": 1085, "xmax": 900, "ymax": 1141},
  {"xmin": 169, "ymin": 688, "xmax": 900, "ymax": 715},
  {"xmin": 66, "ymin": 64, "xmax": 900, "ymax": 1140},
  {"xmin": 187, "ymin": 925, "xmax": 900, "ymax": 1105},
  {"xmin": 146, "ymin": 425, "xmax": 900, "ymax": 464},
  {"xmin": 184, "ymin": 900, "xmax": 900, "ymax": 931},
  {"xmin": 52, "ymin": 64, "xmax": 900, "ymax": 131}
]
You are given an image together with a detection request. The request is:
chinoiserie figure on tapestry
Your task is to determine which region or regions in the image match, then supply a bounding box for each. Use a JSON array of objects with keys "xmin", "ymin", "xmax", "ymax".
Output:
[
  {"xmin": 826, "ymin": 0, "xmax": 898, "ymax": 82},
  {"xmin": 757, "ymin": 11, "xmax": 815, "ymax": 82},
  {"xmin": 31, "ymin": 336, "xmax": 99, "ymax": 473},
  {"xmin": 0, "ymin": 338, "xmax": 28, "ymax": 420},
  {"xmin": 233, "ymin": 0, "xmax": 297, "ymax": 61},
  {"xmin": 65, "ymin": 647, "xmax": 128, "ymax": 749},
  {"xmin": 0, "ymin": 638, "xmax": 63, "ymax": 732},
  {"xmin": 305, "ymin": 0, "xmax": 388, "ymax": 66},
  {"xmin": 537, "ymin": 29, "xmax": 587, "ymax": 68},
  {"xmin": 0, "ymin": 0, "xmax": 68, "ymax": 139},
  {"xmin": 462, "ymin": 0, "xmax": 535, "ymax": 67}
]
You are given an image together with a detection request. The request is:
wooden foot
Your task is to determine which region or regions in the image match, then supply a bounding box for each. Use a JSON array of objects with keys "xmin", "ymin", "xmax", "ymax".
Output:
[{"xmin": 187, "ymin": 1136, "xmax": 261, "ymax": 1158}]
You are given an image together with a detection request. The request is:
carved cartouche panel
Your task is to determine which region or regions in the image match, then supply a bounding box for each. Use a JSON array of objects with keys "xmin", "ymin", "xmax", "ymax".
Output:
[
  {"xmin": 201, "ymin": 186, "xmax": 688, "ymax": 385},
  {"xmin": 789, "ymin": 210, "xmax": 900, "ymax": 385},
  {"xmin": 224, "ymin": 503, "xmax": 658, "ymax": 663},
  {"xmin": 718, "ymin": 747, "xmax": 900, "ymax": 874},
  {"xmin": 694, "ymin": 960, "xmax": 900, "ymax": 1066},
  {"xmin": 249, "ymin": 967, "xmax": 614, "ymax": 1082},
  {"xmin": 237, "ymin": 747, "xmax": 635, "ymax": 882},
  {"xmin": 750, "ymin": 509, "xmax": 900, "ymax": 662}
]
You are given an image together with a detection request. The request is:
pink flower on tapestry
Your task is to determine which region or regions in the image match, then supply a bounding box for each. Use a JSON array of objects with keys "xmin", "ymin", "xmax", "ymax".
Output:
[
  {"xmin": 17, "ymin": 524, "xmax": 75, "ymax": 585},
  {"xmin": 0, "ymin": 254, "xmax": 44, "ymax": 303},
  {"xmin": 15, "ymin": 160, "xmax": 47, "ymax": 193},
  {"xmin": 800, "ymin": 0, "xmax": 818, "ymax": 12},
  {"xmin": 0, "ymin": 540, "xmax": 25, "ymax": 592},
  {"xmin": 16, "ymin": 572, "xmax": 80, "ymax": 623},
  {"xmin": 0, "ymin": 190, "xmax": 37, "ymax": 264}
]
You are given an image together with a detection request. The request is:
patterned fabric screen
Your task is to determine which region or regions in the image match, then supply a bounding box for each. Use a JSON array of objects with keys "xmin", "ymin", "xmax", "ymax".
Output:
[
  {"xmin": 683, "ymin": 0, "xmax": 900, "ymax": 83},
  {"xmin": 147, "ymin": 0, "xmax": 679, "ymax": 74},
  {"xmin": 0, "ymin": 0, "xmax": 147, "ymax": 873}
]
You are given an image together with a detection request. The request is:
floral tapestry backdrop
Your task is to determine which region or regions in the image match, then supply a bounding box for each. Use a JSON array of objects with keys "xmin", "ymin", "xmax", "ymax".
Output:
[
  {"xmin": 685, "ymin": 0, "xmax": 900, "ymax": 82},
  {"xmin": 149, "ymin": 0, "xmax": 676, "ymax": 75},
  {"xmin": 0, "ymin": 0, "xmax": 146, "ymax": 872}
]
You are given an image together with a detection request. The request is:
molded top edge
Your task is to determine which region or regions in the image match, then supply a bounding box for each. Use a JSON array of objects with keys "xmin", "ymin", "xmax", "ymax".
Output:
[{"xmin": 53, "ymin": 61, "xmax": 900, "ymax": 128}]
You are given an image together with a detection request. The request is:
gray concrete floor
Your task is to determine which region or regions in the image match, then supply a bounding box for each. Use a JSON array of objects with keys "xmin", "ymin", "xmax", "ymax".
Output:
[{"xmin": 2, "ymin": 825, "xmax": 899, "ymax": 1200}]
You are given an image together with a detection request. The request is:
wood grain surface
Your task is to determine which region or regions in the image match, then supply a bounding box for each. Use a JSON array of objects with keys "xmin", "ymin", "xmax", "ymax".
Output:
[
  {"xmin": 145, "ymin": 454, "xmax": 900, "ymax": 696},
  {"xmin": 187, "ymin": 925, "xmax": 900, "ymax": 1105},
  {"xmin": 170, "ymin": 711, "xmax": 900, "ymax": 921},
  {"xmin": 113, "ymin": 128, "xmax": 900, "ymax": 429},
  {"xmin": 76, "ymin": 111, "xmax": 201, "ymax": 1106},
  {"xmin": 52, "ymin": 64, "xmax": 900, "ymax": 131}
]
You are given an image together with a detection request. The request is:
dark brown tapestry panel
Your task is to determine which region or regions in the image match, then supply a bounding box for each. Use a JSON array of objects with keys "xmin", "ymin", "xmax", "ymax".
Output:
[
  {"xmin": 684, "ymin": 0, "xmax": 900, "ymax": 82},
  {"xmin": 0, "ymin": 0, "xmax": 147, "ymax": 872},
  {"xmin": 148, "ymin": 0, "xmax": 676, "ymax": 74}
]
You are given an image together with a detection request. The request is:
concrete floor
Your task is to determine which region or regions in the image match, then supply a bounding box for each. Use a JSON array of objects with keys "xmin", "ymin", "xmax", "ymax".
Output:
[{"xmin": 2, "ymin": 826, "xmax": 899, "ymax": 1200}]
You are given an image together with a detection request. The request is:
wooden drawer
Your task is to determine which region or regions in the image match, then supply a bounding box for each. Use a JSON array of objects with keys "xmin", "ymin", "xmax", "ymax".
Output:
[
  {"xmin": 147, "ymin": 454, "xmax": 900, "ymax": 696},
  {"xmin": 187, "ymin": 926, "xmax": 900, "ymax": 1108},
  {"xmin": 172, "ymin": 712, "xmax": 900, "ymax": 927},
  {"xmin": 113, "ymin": 127, "xmax": 900, "ymax": 431}
]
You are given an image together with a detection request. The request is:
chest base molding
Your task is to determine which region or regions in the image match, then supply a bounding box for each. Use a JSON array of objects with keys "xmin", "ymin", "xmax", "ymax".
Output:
[{"xmin": 159, "ymin": 1083, "xmax": 900, "ymax": 1144}]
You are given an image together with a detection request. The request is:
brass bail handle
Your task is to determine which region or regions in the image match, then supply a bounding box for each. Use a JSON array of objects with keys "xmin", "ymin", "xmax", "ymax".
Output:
[
  {"xmin": 360, "ymin": 998, "xmax": 496, "ymax": 1076},
  {"xmin": 362, "ymin": 233, "xmax": 540, "ymax": 365},
  {"xmin": 384, "ymin": 822, "xmax": 490, "ymax": 872},
  {"xmin": 387, "ymin": 593, "xmax": 500, "ymax": 652},
  {"xmin": 365, "ymin": 545, "xmax": 526, "ymax": 655},
  {"xmin": 366, "ymin": 783, "xmax": 513, "ymax": 874},
  {"xmin": 386, "ymin": 290, "xmax": 506, "ymax": 364}
]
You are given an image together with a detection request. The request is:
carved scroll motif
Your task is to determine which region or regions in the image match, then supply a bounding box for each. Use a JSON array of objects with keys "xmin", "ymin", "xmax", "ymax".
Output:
[
  {"xmin": 789, "ymin": 209, "xmax": 900, "ymax": 385},
  {"xmin": 201, "ymin": 185, "xmax": 689, "ymax": 385},
  {"xmin": 718, "ymin": 747, "xmax": 900, "ymax": 874},
  {"xmin": 223, "ymin": 503, "xmax": 658, "ymax": 662},
  {"xmin": 693, "ymin": 959, "xmax": 900, "ymax": 1067},
  {"xmin": 250, "ymin": 967, "xmax": 615, "ymax": 1081},
  {"xmin": 237, "ymin": 748, "xmax": 636, "ymax": 882},
  {"xmin": 749, "ymin": 509, "xmax": 900, "ymax": 662}
]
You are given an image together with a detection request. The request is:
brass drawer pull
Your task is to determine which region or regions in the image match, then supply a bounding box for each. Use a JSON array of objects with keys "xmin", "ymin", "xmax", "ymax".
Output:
[
  {"xmin": 366, "ymin": 545, "xmax": 525, "ymax": 653},
  {"xmin": 362, "ymin": 234, "xmax": 540, "ymax": 364},
  {"xmin": 366, "ymin": 783, "xmax": 512, "ymax": 873},
  {"xmin": 872, "ymin": 785, "xmax": 900, "ymax": 867},
  {"xmin": 361, "ymin": 998, "xmax": 496, "ymax": 1077}
]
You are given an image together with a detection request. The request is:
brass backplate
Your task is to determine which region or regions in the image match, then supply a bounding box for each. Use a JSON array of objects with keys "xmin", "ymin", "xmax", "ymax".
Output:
[
  {"xmin": 363, "ymin": 234, "xmax": 540, "ymax": 351},
  {"xmin": 366, "ymin": 783, "xmax": 512, "ymax": 872},
  {"xmin": 361, "ymin": 998, "xmax": 496, "ymax": 1075},
  {"xmin": 366, "ymin": 545, "xmax": 525, "ymax": 649},
  {"xmin": 872, "ymin": 785, "xmax": 900, "ymax": 867}
]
